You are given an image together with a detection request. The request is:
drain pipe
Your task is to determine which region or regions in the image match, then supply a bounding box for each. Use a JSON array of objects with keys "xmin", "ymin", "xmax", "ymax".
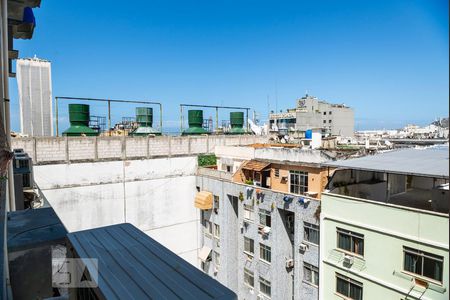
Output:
[{"xmin": 1, "ymin": 0, "xmax": 15, "ymax": 212}]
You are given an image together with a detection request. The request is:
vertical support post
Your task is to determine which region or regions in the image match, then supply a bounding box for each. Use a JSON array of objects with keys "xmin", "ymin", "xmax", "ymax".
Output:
[
  {"xmin": 215, "ymin": 107, "xmax": 219, "ymax": 132},
  {"xmin": 32, "ymin": 137, "xmax": 37, "ymax": 163},
  {"xmin": 94, "ymin": 136, "xmax": 98, "ymax": 161},
  {"xmin": 55, "ymin": 97, "xmax": 59, "ymax": 136},
  {"xmin": 65, "ymin": 136, "xmax": 69, "ymax": 163},
  {"xmin": 246, "ymin": 109, "xmax": 249, "ymax": 132},
  {"xmin": 180, "ymin": 105, "xmax": 183, "ymax": 134},
  {"xmin": 168, "ymin": 135, "xmax": 172, "ymax": 157},
  {"xmin": 146, "ymin": 134, "xmax": 150, "ymax": 158},
  {"xmin": 107, "ymin": 100, "xmax": 111, "ymax": 135},
  {"xmin": 159, "ymin": 103, "xmax": 163, "ymax": 133},
  {"xmin": 121, "ymin": 135, "xmax": 126, "ymax": 160}
]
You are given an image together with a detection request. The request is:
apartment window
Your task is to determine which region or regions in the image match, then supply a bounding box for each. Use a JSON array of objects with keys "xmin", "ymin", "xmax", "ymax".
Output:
[
  {"xmin": 329, "ymin": 120, "xmax": 332, "ymax": 123},
  {"xmin": 244, "ymin": 204, "xmax": 254, "ymax": 222},
  {"xmin": 259, "ymin": 209, "xmax": 271, "ymax": 227},
  {"xmin": 336, "ymin": 273, "xmax": 363, "ymax": 300},
  {"xmin": 323, "ymin": 111, "xmax": 327, "ymax": 115},
  {"xmin": 323, "ymin": 120, "xmax": 326, "ymax": 124},
  {"xmin": 244, "ymin": 268, "xmax": 254, "ymax": 288},
  {"xmin": 244, "ymin": 237, "xmax": 254, "ymax": 255},
  {"xmin": 259, "ymin": 277, "xmax": 271, "ymax": 298},
  {"xmin": 214, "ymin": 251, "xmax": 220, "ymax": 266},
  {"xmin": 274, "ymin": 168, "xmax": 280, "ymax": 177},
  {"xmin": 214, "ymin": 224, "xmax": 220, "ymax": 239},
  {"xmin": 213, "ymin": 195, "xmax": 219, "ymax": 210},
  {"xmin": 289, "ymin": 170, "xmax": 308, "ymax": 195},
  {"xmin": 329, "ymin": 111, "xmax": 332, "ymax": 115},
  {"xmin": 304, "ymin": 222, "xmax": 320, "ymax": 245},
  {"xmin": 337, "ymin": 228, "xmax": 364, "ymax": 256},
  {"xmin": 226, "ymin": 165, "xmax": 232, "ymax": 172},
  {"xmin": 303, "ymin": 263, "xmax": 319, "ymax": 287},
  {"xmin": 205, "ymin": 221, "xmax": 213, "ymax": 236},
  {"xmin": 260, "ymin": 243, "xmax": 271, "ymax": 263},
  {"xmin": 403, "ymin": 247, "xmax": 443, "ymax": 282}
]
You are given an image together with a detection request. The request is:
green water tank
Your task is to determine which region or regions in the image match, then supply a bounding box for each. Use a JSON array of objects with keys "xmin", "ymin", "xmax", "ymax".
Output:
[
  {"xmin": 131, "ymin": 107, "xmax": 161, "ymax": 136},
  {"xmin": 229, "ymin": 111, "xmax": 246, "ymax": 134},
  {"xmin": 136, "ymin": 107, "xmax": 153, "ymax": 127},
  {"xmin": 62, "ymin": 104, "xmax": 98, "ymax": 136},
  {"xmin": 182, "ymin": 110, "xmax": 208, "ymax": 135}
]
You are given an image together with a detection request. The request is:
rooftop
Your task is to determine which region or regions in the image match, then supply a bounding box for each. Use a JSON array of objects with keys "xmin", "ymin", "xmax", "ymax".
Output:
[{"xmin": 325, "ymin": 146, "xmax": 449, "ymax": 178}]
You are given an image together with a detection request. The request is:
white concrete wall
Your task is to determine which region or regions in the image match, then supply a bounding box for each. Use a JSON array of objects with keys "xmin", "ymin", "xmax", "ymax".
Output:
[
  {"xmin": 34, "ymin": 157, "xmax": 200, "ymax": 266},
  {"xmin": 12, "ymin": 135, "xmax": 267, "ymax": 164}
]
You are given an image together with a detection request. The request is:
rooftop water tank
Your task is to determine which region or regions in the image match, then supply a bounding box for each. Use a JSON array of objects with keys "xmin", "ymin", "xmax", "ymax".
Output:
[
  {"xmin": 229, "ymin": 112, "xmax": 246, "ymax": 134},
  {"xmin": 62, "ymin": 104, "xmax": 98, "ymax": 136},
  {"xmin": 305, "ymin": 129, "xmax": 312, "ymax": 139},
  {"xmin": 182, "ymin": 110, "xmax": 208, "ymax": 135},
  {"xmin": 130, "ymin": 107, "xmax": 161, "ymax": 136}
]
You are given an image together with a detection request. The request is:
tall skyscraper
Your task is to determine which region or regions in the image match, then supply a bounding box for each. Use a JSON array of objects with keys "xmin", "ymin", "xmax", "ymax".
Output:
[{"xmin": 16, "ymin": 57, "xmax": 53, "ymax": 136}]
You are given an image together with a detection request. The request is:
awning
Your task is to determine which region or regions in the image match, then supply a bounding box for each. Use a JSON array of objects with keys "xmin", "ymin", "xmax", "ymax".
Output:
[
  {"xmin": 241, "ymin": 160, "xmax": 271, "ymax": 172},
  {"xmin": 194, "ymin": 191, "xmax": 213, "ymax": 210},
  {"xmin": 198, "ymin": 246, "xmax": 212, "ymax": 262}
]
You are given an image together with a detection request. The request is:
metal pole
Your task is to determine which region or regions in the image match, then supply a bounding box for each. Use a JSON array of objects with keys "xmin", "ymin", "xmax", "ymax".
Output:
[
  {"xmin": 107, "ymin": 100, "xmax": 111, "ymax": 135},
  {"xmin": 246, "ymin": 109, "xmax": 249, "ymax": 132},
  {"xmin": 2, "ymin": 0, "xmax": 15, "ymax": 211},
  {"xmin": 180, "ymin": 105, "xmax": 183, "ymax": 134},
  {"xmin": 55, "ymin": 97, "xmax": 59, "ymax": 136},
  {"xmin": 215, "ymin": 107, "xmax": 219, "ymax": 132},
  {"xmin": 159, "ymin": 103, "xmax": 163, "ymax": 133}
]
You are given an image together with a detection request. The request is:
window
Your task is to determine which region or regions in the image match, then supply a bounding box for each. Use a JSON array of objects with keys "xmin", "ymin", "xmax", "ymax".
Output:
[
  {"xmin": 403, "ymin": 247, "xmax": 443, "ymax": 282},
  {"xmin": 214, "ymin": 251, "xmax": 220, "ymax": 266},
  {"xmin": 336, "ymin": 273, "xmax": 363, "ymax": 300},
  {"xmin": 260, "ymin": 243, "xmax": 271, "ymax": 263},
  {"xmin": 303, "ymin": 263, "xmax": 319, "ymax": 286},
  {"xmin": 329, "ymin": 120, "xmax": 332, "ymax": 123},
  {"xmin": 205, "ymin": 221, "xmax": 213, "ymax": 236},
  {"xmin": 329, "ymin": 111, "xmax": 332, "ymax": 115},
  {"xmin": 323, "ymin": 120, "xmax": 326, "ymax": 124},
  {"xmin": 244, "ymin": 204, "xmax": 254, "ymax": 222},
  {"xmin": 259, "ymin": 277, "xmax": 271, "ymax": 297},
  {"xmin": 323, "ymin": 111, "xmax": 327, "ymax": 115},
  {"xmin": 244, "ymin": 237, "xmax": 254, "ymax": 255},
  {"xmin": 274, "ymin": 168, "xmax": 280, "ymax": 177},
  {"xmin": 304, "ymin": 222, "xmax": 320, "ymax": 245},
  {"xmin": 337, "ymin": 228, "xmax": 364, "ymax": 256},
  {"xmin": 213, "ymin": 195, "xmax": 219, "ymax": 210},
  {"xmin": 244, "ymin": 268, "xmax": 254, "ymax": 287},
  {"xmin": 226, "ymin": 165, "xmax": 232, "ymax": 172},
  {"xmin": 214, "ymin": 224, "xmax": 220, "ymax": 239},
  {"xmin": 289, "ymin": 171, "xmax": 308, "ymax": 195},
  {"xmin": 259, "ymin": 209, "xmax": 271, "ymax": 227}
]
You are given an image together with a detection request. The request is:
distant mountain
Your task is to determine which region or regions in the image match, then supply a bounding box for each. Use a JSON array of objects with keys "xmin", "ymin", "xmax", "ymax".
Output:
[{"xmin": 432, "ymin": 117, "xmax": 449, "ymax": 128}]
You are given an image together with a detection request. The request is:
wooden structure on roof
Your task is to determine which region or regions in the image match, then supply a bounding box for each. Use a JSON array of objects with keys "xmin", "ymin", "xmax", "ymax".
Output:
[{"xmin": 194, "ymin": 191, "xmax": 213, "ymax": 210}]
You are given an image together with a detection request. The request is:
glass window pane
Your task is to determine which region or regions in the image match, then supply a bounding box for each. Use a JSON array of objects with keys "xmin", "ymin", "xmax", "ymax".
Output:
[
  {"xmin": 350, "ymin": 284, "xmax": 363, "ymax": 300},
  {"xmin": 423, "ymin": 257, "xmax": 443, "ymax": 282},
  {"xmin": 304, "ymin": 266, "xmax": 312, "ymax": 282},
  {"xmin": 336, "ymin": 277, "xmax": 349, "ymax": 296},
  {"xmin": 338, "ymin": 232, "xmax": 351, "ymax": 251}
]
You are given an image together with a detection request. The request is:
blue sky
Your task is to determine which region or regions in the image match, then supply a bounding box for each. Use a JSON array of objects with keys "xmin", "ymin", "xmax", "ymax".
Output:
[{"xmin": 10, "ymin": 0, "xmax": 449, "ymax": 132}]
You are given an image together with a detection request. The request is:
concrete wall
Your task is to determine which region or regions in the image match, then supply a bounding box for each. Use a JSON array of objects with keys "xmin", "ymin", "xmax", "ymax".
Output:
[
  {"xmin": 11, "ymin": 135, "xmax": 267, "ymax": 165},
  {"xmin": 196, "ymin": 174, "xmax": 321, "ymax": 300},
  {"xmin": 34, "ymin": 157, "xmax": 201, "ymax": 265},
  {"xmin": 320, "ymin": 192, "xmax": 449, "ymax": 300}
]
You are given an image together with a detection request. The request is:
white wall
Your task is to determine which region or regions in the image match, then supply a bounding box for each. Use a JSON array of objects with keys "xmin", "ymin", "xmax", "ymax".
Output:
[{"xmin": 34, "ymin": 157, "xmax": 200, "ymax": 266}]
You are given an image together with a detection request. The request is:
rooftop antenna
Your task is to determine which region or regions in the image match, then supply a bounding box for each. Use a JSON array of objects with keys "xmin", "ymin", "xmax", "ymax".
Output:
[{"xmin": 305, "ymin": 89, "xmax": 308, "ymax": 97}]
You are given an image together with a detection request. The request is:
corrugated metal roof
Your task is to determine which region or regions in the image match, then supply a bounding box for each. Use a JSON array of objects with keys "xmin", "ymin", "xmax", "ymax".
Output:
[
  {"xmin": 325, "ymin": 146, "xmax": 449, "ymax": 178},
  {"xmin": 67, "ymin": 223, "xmax": 236, "ymax": 300},
  {"xmin": 241, "ymin": 160, "xmax": 271, "ymax": 172}
]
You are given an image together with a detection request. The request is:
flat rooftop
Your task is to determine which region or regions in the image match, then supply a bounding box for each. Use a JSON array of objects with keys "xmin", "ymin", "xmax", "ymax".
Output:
[
  {"xmin": 68, "ymin": 223, "xmax": 236, "ymax": 300},
  {"xmin": 325, "ymin": 146, "xmax": 449, "ymax": 178}
]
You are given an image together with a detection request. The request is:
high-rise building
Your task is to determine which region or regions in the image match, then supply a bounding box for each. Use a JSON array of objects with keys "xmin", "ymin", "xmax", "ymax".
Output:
[
  {"xmin": 16, "ymin": 57, "xmax": 53, "ymax": 136},
  {"xmin": 269, "ymin": 94, "xmax": 355, "ymax": 137}
]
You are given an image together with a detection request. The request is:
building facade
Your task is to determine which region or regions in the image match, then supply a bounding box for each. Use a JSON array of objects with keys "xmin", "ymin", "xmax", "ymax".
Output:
[
  {"xmin": 194, "ymin": 145, "xmax": 335, "ymax": 299},
  {"xmin": 270, "ymin": 94, "xmax": 354, "ymax": 137},
  {"xmin": 16, "ymin": 57, "xmax": 53, "ymax": 136},
  {"xmin": 320, "ymin": 147, "xmax": 449, "ymax": 300}
]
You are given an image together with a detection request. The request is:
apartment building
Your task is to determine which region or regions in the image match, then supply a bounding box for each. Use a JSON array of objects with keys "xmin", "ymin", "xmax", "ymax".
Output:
[
  {"xmin": 269, "ymin": 94, "xmax": 354, "ymax": 137},
  {"xmin": 320, "ymin": 146, "xmax": 449, "ymax": 300},
  {"xmin": 194, "ymin": 145, "xmax": 334, "ymax": 299}
]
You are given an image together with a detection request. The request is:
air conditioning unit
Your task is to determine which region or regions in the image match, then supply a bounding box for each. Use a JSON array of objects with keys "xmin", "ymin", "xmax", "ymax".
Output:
[
  {"xmin": 343, "ymin": 255, "xmax": 354, "ymax": 265},
  {"xmin": 285, "ymin": 258, "xmax": 294, "ymax": 268},
  {"xmin": 299, "ymin": 243, "xmax": 307, "ymax": 252}
]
